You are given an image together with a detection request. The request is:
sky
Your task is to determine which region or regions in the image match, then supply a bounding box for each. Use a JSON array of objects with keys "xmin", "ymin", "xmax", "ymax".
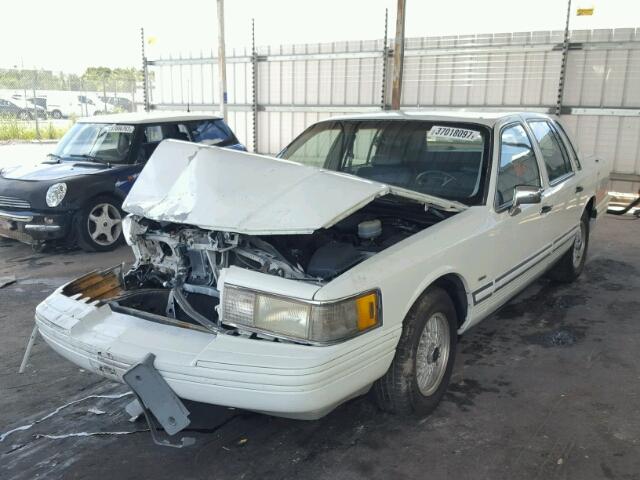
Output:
[{"xmin": 1, "ymin": 0, "xmax": 638, "ymax": 73}]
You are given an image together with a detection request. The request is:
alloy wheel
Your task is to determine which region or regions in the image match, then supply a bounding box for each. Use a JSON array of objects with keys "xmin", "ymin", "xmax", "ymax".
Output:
[{"xmin": 87, "ymin": 203, "xmax": 122, "ymax": 247}]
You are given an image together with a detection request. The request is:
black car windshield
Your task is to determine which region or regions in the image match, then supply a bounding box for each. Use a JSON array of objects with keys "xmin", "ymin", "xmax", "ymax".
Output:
[
  {"xmin": 53, "ymin": 123, "xmax": 135, "ymax": 164},
  {"xmin": 279, "ymin": 120, "xmax": 491, "ymax": 205}
]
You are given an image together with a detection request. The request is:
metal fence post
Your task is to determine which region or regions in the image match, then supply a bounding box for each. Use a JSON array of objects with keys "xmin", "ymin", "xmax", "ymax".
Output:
[
  {"xmin": 556, "ymin": 0, "xmax": 572, "ymax": 115},
  {"xmin": 380, "ymin": 8, "xmax": 389, "ymax": 110},
  {"xmin": 390, "ymin": 0, "xmax": 406, "ymax": 110},
  {"xmin": 251, "ymin": 18, "xmax": 258, "ymax": 153},
  {"xmin": 32, "ymin": 70, "xmax": 40, "ymax": 139},
  {"xmin": 141, "ymin": 27, "xmax": 150, "ymax": 112}
]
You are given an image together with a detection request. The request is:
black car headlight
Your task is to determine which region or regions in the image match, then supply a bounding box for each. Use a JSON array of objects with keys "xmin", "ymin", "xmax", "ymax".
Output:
[{"xmin": 222, "ymin": 285, "xmax": 381, "ymax": 344}]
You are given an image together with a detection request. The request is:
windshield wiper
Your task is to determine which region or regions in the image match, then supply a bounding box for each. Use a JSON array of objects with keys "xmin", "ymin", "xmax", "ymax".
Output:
[
  {"xmin": 46, "ymin": 153, "xmax": 63, "ymax": 163},
  {"xmin": 69, "ymin": 154, "xmax": 108, "ymax": 165}
]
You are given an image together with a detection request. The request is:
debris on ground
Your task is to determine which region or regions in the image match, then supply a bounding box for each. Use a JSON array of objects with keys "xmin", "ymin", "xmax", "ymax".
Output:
[
  {"xmin": 0, "ymin": 392, "xmax": 131, "ymax": 443},
  {"xmin": 0, "ymin": 276, "xmax": 16, "ymax": 289}
]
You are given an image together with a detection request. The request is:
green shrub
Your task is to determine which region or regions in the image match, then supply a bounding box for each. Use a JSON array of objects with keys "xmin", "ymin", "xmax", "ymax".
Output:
[{"xmin": 0, "ymin": 116, "xmax": 69, "ymax": 141}]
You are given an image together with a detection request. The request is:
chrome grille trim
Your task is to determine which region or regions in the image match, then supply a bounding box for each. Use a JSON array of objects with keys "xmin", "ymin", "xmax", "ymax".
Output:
[{"xmin": 0, "ymin": 195, "xmax": 31, "ymax": 209}]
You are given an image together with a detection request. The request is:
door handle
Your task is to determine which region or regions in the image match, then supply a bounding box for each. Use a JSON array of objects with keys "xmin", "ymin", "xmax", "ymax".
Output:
[
  {"xmin": 540, "ymin": 205, "xmax": 553, "ymax": 215},
  {"xmin": 575, "ymin": 185, "xmax": 584, "ymax": 193}
]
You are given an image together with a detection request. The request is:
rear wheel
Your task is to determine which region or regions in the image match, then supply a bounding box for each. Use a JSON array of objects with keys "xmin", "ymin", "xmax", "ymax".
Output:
[
  {"xmin": 51, "ymin": 110, "xmax": 62, "ymax": 119},
  {"xmin": 19, "ymin": 111, "xmax": 31, "ymax": 120},
  {"xmin": 75, "ymin": 196, "xmax": 123, "ymax": 252},
  {"xmin": 548, "ymin": 211, "xmax": 589, "ymax": 283},
  {"xmin": 373, "ymin": 287, "xmax": 457, "ymax": 415}
]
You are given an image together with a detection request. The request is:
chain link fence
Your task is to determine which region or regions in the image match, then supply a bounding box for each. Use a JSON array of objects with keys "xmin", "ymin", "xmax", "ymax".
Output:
[{"xmin": 0, "ymin": 68, "xmax": 143, "ymax": 140}]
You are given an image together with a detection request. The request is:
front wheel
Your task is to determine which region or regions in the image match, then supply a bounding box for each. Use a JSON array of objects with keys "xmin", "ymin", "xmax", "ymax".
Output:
[
  {"xmin": 548, "ymin": 211, "xmax": 589, "ymax": 283},
  {"xmin": 373, "ymin": 287, "xmax": 457, "ymax": 416},
  {"xmin": 75, "ymin": 196, "xmax": 124, "ymax": 252},
  {"xmin": 51, "ymin": 110, "xmax": 63, "ymax": 119}
]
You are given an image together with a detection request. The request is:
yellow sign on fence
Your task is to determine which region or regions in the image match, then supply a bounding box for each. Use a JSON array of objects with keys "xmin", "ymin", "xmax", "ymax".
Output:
[{"xmin": 577, "ymin": 8, "xmax": 594, "ymax": 16}]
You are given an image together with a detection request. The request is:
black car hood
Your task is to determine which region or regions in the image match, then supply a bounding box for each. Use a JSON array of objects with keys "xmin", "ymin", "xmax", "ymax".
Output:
[{"xmin": 1, "ymin": 161, "xmax": 109, "ymax": 181}]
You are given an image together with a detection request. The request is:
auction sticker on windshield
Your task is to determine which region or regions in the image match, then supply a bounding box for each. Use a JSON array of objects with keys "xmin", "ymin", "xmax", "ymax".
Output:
[
  {"xmin": 106, "ymin": 125, "xmax": 135, "ymax": 134},
  {"xmin": 428, "ymin": 126, "xmax": 480, "ymax": 141}
]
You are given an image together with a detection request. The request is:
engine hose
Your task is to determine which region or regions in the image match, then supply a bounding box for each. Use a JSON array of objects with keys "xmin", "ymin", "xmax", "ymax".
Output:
[{"xmin": 171, "ymin": 286, "xmax": 219, "ymax": 333}]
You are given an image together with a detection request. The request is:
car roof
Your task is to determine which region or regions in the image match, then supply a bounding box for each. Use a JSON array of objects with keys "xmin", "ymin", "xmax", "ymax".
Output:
[
  {"xmin": 315, "ymin": 110, "xmax": 554, "ymax": 126},
  {"xmin": 78, "ymin": 111, "xmax": 222, "ymax": 125}
]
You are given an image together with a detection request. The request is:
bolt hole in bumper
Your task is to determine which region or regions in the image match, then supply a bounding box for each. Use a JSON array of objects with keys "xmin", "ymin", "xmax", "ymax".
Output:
[{"xmin": 35, "ymin": 267, "xmax": 400, "ymax": 420}]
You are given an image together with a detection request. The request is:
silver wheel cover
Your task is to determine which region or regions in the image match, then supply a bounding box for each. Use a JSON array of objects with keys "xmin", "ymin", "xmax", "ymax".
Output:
[
  {"xmin": 87, "ymin": 203, "xmax": 122, "ymax": 246},
  {"xmin": 572, "ymin": 222, "xmax": 586, "ymax": 269},
  {"xmin": 416, "ymin": 312, "xmax": 451, "ymax": 396}
]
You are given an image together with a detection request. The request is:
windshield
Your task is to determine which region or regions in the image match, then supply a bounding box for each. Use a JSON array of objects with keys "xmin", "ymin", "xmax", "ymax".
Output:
[
  {"xmin": 53, "ymin": 123, "xmax": 135, "ymax": 164},
  {"xmin": 280, "ymin": 120, "xmax": 490, "ymax": 205}
]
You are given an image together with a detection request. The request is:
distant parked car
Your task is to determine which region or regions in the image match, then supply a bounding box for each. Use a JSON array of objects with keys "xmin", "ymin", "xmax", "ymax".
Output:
[
  {"xmin": 0, "ymin": 98, "xmax": 47, "ymax": 120},
  {"xmin": 0, "ymin": 112, "xmax": 244, "ymax": 252},
  {"xmin": 46, "ymin": 93, "xmax": 100, "ymax": 119},
  {"xmin": 100, "ymin": 96, "xmax": 134, "ymax": 112}
]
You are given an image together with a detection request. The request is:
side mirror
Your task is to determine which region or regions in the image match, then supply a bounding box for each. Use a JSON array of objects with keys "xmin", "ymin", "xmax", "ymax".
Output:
[{"xmin": 509, "ymin": 185, "xmax": 542, "ymax": 216}]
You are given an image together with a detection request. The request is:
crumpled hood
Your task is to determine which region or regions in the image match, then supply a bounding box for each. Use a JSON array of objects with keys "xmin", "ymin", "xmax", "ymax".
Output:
[
  {"xmin": 1, "ymin": 161, "xmax": 108, "ymax": 181},
  {"xmin": 122, "ymin": 140, "xmax": 466, "ymax": 235}
]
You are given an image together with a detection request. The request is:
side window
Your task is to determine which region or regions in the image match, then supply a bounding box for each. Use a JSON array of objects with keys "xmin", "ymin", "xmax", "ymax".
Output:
[
  {"xmin": 496, "ymin": 123, "xmax": 541, "ymax": 208},
  {"xmin": 139, "ymin": 124, "xmax": 190, "ymax": 161},
  {"xmin": 144, "ymin": 125, "xmax": 164, "ymax": 143},
  {"xmin": 553, "ymin": 121, "xmax": 581, "ymax": 170},
  {"xmin": 527, "ymin": 120, "xmax": 574, "ymax": 183}
]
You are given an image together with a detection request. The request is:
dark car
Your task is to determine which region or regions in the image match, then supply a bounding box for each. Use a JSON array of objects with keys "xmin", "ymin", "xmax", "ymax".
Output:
[
  {"xmin": 0, "ymin": 98, "xmax": 47, "ymax": 120},
  {"xmin": 0, "ymin": 112, "xmax": 244, "ymax": 252},
  {"xmin": 100, "ymin": 96, "xmax": 134, "ymax": 112}
]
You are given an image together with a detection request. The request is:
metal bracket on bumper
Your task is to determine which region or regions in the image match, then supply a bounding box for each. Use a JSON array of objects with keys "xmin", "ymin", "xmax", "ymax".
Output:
[{"xmin": 123, "ymin": 353, "xmax": 195, "ymax": 448}]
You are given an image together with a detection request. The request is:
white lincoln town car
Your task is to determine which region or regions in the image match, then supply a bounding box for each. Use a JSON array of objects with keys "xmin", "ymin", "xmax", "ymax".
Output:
[{"xmin": 35, "ymin": 111, "xmax": 609, "ymax": 437}]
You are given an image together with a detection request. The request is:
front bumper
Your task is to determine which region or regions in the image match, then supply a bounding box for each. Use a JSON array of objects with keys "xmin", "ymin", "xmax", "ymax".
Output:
[
  {"xmin": 0, "ymin": 209, "xmax": 71, "ymax": 244},
  {"xmin": 35, "ymin": 289, "xmax": 400, "ymax": 419}
]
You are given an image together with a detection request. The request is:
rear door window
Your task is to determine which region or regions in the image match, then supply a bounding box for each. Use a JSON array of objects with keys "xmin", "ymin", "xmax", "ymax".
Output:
[
  {"xmin": 189, "ymin": 119, "xmax": 236, "ymax": 146},
  {"xmin": 553, "ymin": 121, "xmax": 581, "ymax": 170},
  {"xmin": 527, "ymin": 120, "xmax": 574, "ymax": 183}
]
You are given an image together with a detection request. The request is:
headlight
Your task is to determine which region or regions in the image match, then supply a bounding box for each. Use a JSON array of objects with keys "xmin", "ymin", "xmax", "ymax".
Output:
[
  {"xmin": 45, "ymin": 182, "xmax": 67, "ymax": 207},
  {"xmin": 222, "ymin": 285, "xmax": 380, "ymax": 344}
]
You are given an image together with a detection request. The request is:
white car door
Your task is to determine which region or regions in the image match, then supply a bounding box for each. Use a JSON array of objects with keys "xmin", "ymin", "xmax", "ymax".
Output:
[
  {"xmin": 473, "ymin": 121, "xmax": 550, "ymax": 312},
  {"xmin": 526, "ymin": 119, "xmax": 580, "ymax": 254}
]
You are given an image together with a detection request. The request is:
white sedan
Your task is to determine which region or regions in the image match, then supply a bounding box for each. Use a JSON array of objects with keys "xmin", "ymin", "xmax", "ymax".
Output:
[{"xmin": 35, "ymin": 111, "xmax": 609, "ymax": 434}]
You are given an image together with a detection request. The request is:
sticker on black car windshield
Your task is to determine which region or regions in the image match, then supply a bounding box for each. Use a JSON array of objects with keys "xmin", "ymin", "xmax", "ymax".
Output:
[
  {"xmin": 428, "ymin": 126, "xmax": 480, "ymax": 141},
  {"xmin": 107, "ymin": 125, "xmax": 135, "ymax": 134}
]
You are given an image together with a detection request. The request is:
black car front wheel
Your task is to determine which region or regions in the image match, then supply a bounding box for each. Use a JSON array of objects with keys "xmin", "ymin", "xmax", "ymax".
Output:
[{"xmin": 76, "ymin": 196, "xmax": 124, "ymax": 252}]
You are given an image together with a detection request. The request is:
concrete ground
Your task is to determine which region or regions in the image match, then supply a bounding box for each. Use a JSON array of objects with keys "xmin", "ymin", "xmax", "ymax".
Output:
[
  {"xmin": 0, "ymin": 141, "xmax": 56, "ymax": 169},
  {"xmin": 0, "ymin": 216, "xmax": 639, "ymax": 480}
]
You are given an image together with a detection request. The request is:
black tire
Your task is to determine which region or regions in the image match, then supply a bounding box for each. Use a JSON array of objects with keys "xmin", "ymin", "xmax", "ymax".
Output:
[
  {"xmin": 548, "ymin": 211, "xmax": 589, "ymax": 283},
  {"xmin": 75, "ymin": 195, "xmax": 124, "ymax": 252},
  {"xmin": 19, "ymin": 111, "xmax": 32, "ymax": 120},
  {"xmin": 373, "ymin": 287, "xmax": 457, "ymax": 416},
  {"xmin": 51, "ymin": 110, "xmax": 63, "ymax": 119}
]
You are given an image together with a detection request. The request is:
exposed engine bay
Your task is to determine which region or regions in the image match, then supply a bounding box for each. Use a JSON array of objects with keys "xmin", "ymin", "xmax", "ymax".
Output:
[{"xmin": 104, "ymin": 196, "xmax": 453, "ymax": 337}]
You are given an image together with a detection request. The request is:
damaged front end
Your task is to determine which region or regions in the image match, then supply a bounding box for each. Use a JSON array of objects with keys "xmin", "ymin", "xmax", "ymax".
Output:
[
  {"xmin": 35, "ymin": 140, "xmax": 462, "ymax": 432},
  {"xmin": 115, "ymin": 189, "xmax": 447, "ymax": 344}
]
